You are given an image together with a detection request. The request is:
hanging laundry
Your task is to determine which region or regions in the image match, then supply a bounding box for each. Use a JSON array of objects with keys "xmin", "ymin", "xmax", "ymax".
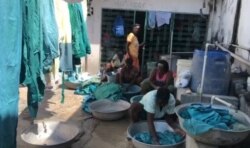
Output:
[
  {"xmin": 59, "ymin": 43, "xmax": 73, "ymax": 72},
  {"xmin": 113, "ymin": 16, "xmax": 125, "ymax": 37},
  {"xmin": 156, "ymin": 11, "xmax": 172, "ymax": 27},
  {"xmin": 21, "ymin": 0, "xmax": 45, "ymax": 118},
  {"xmin": 192, "ymin": 22, "xmax": 201, "ymax": 42},
  {"xmin": 41, "ymin": 0, "xmax": 59, "ymax": 72},
  {"xmin": 21, "ymin": 0, "xmax": 59, "ymax": 118},
  {"xmin": 54, "ymin": 0, "xmax": 74, "ymax": 72},
  {"xmin": 0, "ymin": 0, "xmax": 22, "ymax": 147},
  {"xmin": 147, "ymin": 11, "xmax": 156, "ymax": 29},
  {"xmin": 68, "ymin": 3, "xmax": 91, "ymax": 58}
]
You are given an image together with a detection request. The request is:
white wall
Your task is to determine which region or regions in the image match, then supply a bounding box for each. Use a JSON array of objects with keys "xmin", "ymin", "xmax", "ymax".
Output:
[
  {"xmin": 236, "ymin": 0, "xmax": 250, "ymax": 73},
  {"xmin": 86, "ymin": 0, "xmax": 209, "ymax": 74},
  {"xmin": 208, "ymin": 0, "xmax": 238, "ymax": 44}
]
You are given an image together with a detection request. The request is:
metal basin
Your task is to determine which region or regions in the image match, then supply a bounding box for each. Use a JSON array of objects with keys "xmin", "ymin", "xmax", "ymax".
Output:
[
  {"xmin": 21, "ymin": 121, "xmax": 80, "ymax": 148},
  {"xmin": 122, "ymin": 84, "xmax": 142, "ymax": 100},
  {"xmin": 90, "ymin": 99, "xmax": 131, "ymax": 121},
  {"xmin": 64, "ymin": 81, "xmax": 81, "ymax": 90},
  {"xmin": 175, "ymin": 103, "xmax": 250, "ymax": 146},
  {"xmin": 127, "ymin": 121, "xmax": 185, "ymax": 148}
]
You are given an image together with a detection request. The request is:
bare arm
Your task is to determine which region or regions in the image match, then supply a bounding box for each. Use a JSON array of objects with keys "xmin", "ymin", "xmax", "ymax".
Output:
[
  {"xmin": 165, "ymin": 71, "xmax": 174, "ymax": 86},
  {"xmin": 149, "ymin": 69, "xmax": 159, "ymax": 89},
  {"xmin": 126, "ymin": 42, "xmax": 131, "ymax": 57},
  {"xmin": 147, "ymin": 113, "xmax": 159, "ymax": 144},
  {"xmin": 118, "ymin": 69, "xmax": 123, "ymax": 84},
  {"xmin": 165, "ymin": 114, "xmax": 185, "ymax": 136}
]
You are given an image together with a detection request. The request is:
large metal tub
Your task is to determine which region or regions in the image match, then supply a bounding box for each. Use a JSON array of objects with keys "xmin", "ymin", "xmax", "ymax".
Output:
[
  {"xmin": 127, "ymin": 121, "xmax": 185, "ymax": 148},
  {"xmin": 175, "ymin": 103, "xmax": 250, "ymax": 146},
  {"xmin": 122, "ymin": 84, "xmax": 142, "ymax": 100},
  {"xmin": 21, "ymin": 121, "xmax": 80, "ymax": 148},
  {"xmin": 90, "ymin": 99, "xmax": 130, "ymax": 121},
  {"xmin": 64, "ymin": 81, "xmax": 81, "ymax": 90}
]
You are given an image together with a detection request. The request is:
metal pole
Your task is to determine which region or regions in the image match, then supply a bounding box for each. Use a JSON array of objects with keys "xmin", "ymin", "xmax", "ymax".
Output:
[
  {"xmin": 169, "ymin": 14, "xmax": 175, "ymax": 70},
  {"xmin": 200, "ymin": 43, "xmax": 214, "ymax": 102},
  {"xmin": 216, "ymin": 42, "xmax": 250, "ymax": 66}
]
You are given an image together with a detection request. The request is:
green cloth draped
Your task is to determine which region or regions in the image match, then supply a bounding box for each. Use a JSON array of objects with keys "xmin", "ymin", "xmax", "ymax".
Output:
[
  {"xmin": 22, "ymin": 0, "xmax": 45, "ymax": 118},
  {"xmin": 21, "ymin": 0, "xmax": 58, "ymax": 118},
  {"xmin": 68, "ymin": 3, "xmax": 91, "ymax": 57},
  {"xmin": 94, "ymin": 83, "xmax": 123, "ymax": 101}
]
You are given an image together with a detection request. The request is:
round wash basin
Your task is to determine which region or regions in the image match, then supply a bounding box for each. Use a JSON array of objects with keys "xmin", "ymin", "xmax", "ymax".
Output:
[
  {"xmin": 175, "ymin": 103, "xmax": 250, "ymax": 146},
  {"xmin": 90, "ymin": 99, "xmax": 131, "ymax": 121},
  {"xmin": 64, "ymin": 81, "xmax": 81, "ymax": 90},
  {"xmin": 21, "ymin": 121, "xmax": 80, "ymax": 148},
  {"xmin": 122, "ymin": 84, "xmax": 141, "ymax": 100},
  {"xmin": 127, "ymin": 121, "xmax": 185, "ymax": 148}
]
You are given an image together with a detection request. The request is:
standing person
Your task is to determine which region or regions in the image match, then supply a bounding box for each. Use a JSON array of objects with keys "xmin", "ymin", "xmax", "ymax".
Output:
[
  {"xmin": 126, "ymin": 24, "xmax": 144, "ymax": 72},
  {"xmin": 129, "ymin": 87, "xmax": 185, "ymax": 144}
]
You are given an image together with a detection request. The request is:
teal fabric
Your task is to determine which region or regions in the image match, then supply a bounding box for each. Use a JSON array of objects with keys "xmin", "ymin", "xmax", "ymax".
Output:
[
  {"xmin": 75, "ymin": 84, "xmax": 98, "ymax": 95},
  {"xmin": 74, "ymin": 76, "xmax": 101, "ymax": 95},
  {"xmin": 94, "ymin": 83, "xmax": 123, "ymax": 101},
  {"xmin": 82, "ymin": 95, "xmax": 96, "ymax": 113},
  {"xmin": 22, "ymin": 0, "xmax": 45, "ymax": 118},
  {"xmin": 21, "ymin": 0, "xmax": 58, "ymax": 118},
  {"xmin": 180, "ymin": 104, "xmax": 236, "ymax": 135},
  {"xmin": 0, "ymin": 0, "xmax": 22, "ymax": 147},
  {"xmin": 134, "ymin": 131, "xmax": 184, "ymax": 145},
  {"xmin": 68, "ymin": 3, "xmax": 91, "ymax": 57},
  {"xmin": 41, "ymin": 0, "xmax": 59, "ymax": 72}
]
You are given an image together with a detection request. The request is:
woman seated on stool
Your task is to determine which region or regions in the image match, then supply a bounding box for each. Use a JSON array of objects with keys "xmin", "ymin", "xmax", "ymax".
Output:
[
  {"xmin": 117, "ymin": 58, "xmax": 141, "ymax": 86},
  {"xmin": 101, "ymin": 50, "xmax": 125, "ymax": 82},
  {"xmin": 140, "ymin": 60, "xmax": 174, "ymax": 94},
  {"xmin": 129, "ymin": 87, "xmax": 185, "ymax": 144}
]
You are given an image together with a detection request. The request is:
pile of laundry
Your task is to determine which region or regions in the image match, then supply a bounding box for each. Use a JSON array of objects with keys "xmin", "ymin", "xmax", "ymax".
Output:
[
  {"xmin": 76, "ymin": 82, "xmax": 123, "ymax": 114},
  {"xmin": 180, "ymin": 103, "xmax": 249, "ymax": 135}
]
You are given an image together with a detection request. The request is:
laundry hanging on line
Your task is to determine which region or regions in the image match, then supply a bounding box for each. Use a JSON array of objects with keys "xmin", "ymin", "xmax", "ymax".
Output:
[
  {"xmin": 0, "ymin": 0, "xmax": 22, "ymax": 147},
  {"xmin": 21, "ymin": 0, "xmax": 59, "ymax": 118},
  {"xmin": 68, "ymin": 3, "xmax": 91, "ymax": 58},
  {"xmin": 147, "ymin": 11, "xmax": 172, "ymax": 29}
]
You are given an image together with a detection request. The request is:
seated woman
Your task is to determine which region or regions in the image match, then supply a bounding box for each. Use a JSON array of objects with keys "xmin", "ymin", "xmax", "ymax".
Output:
[
  {"xmin": 106, "ymin": 50, "xmax": 125, "ymax": 70},
  {"xmin": 129, "ymin": 87, "xmax": 184, "ymax": 144},
  {"xmin": 101, "ymin": 50, "xmax": 125, "ymax": 82},
  {"xmin": 140, "ymin": 60, "xmax": 174, "ymax": 94},
  {"xmin": 117, "ymin": 58, "xmax": 140, "ymax": 86}
]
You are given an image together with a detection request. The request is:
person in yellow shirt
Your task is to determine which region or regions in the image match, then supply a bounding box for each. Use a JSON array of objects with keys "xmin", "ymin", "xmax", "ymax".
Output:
[{"xmin": 126, "ymin": 24, "xmax": 144, "ymax": 72}]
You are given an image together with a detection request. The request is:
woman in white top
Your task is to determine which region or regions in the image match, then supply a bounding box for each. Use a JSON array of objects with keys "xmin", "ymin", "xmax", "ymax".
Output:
[{"xmin": 129, "ymin": 87, "xmax": 185, "ymax": 144}]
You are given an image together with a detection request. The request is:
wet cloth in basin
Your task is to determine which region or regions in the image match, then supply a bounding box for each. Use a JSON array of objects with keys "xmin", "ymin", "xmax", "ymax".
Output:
[
  {"xmin": 180, "ymin": 103, "xmax": 236, "ymax": 135},
  {"xmin": 134, "ymin": 131, "xmax": 183, "ymax": 145}
]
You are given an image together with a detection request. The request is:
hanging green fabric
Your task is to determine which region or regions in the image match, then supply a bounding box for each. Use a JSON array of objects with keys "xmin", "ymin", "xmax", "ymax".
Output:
[
  {"xmin": 21, "ymin": 0, "xmax": 59, "ymax": 118},
  {"xmin": 68, "ymin": 3, "xmax": 91, "ymax": 58},
  {"xmin": 21, "ymin": 0, "xmax": 45, "ymax": 118},
  {"xmin": 0, "ymin": 0, "xmax": 22, "ymax": 147}
]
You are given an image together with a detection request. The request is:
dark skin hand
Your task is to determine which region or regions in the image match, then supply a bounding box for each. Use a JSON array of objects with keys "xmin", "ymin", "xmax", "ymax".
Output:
[
  {"xmin": 165, "ymin": 114, "xmax": 186, "ymax": 137},
  {"xmin": 147, "ymin": 113, "xmax": 160, "ymax": 144},
  {"xmin": 147, "ymin": 113, "xmax": 186, "ymax": 145}
]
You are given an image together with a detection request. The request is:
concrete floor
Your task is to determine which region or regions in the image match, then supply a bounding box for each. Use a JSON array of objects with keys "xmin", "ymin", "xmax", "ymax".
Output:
[
  {"xmin": 17, "ymin": 87, "xmax": 131, "ymax": 148},
  {"xmin": 17, "ymin": 86, "xmax": 250, "ymax": 148}
]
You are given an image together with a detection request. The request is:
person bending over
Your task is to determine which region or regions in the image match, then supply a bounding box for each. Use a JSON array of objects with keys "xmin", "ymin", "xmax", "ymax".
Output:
[{"xmin": 129, "ymin": 87, "xmax": 184, "ymax": 144}]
